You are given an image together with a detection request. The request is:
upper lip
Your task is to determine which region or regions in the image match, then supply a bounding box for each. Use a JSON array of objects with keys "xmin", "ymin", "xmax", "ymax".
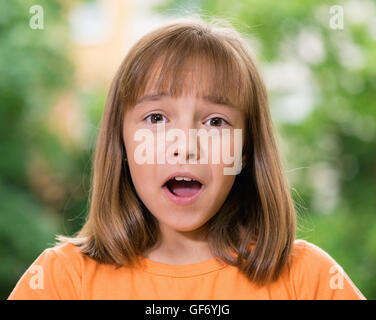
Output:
[{"xmin": 162, "ymin": 172, "xmax": 204, "ymax": 186}]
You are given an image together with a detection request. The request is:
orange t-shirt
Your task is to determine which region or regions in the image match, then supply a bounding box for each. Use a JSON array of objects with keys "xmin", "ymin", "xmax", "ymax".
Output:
[{"xmin": 7, "ymin": 239, "xmax": 366, "ymax": 300}]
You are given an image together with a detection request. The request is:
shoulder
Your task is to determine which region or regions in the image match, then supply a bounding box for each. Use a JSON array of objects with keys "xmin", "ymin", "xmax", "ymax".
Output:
[
  {"xmin": 287, "ymin": 239, "xmax": 366, "ymax": 300},
  {"xmin": 8, "ymin": 242, "xmax": 84, "ymax": 300},
  {"xmin": 290, "ymin": 239, "xmax": 335, "ymax": 266},
  {"xmin": 33, "ymin": 241, "xmax": 86, "ymax": 274},
  {"xmin": 288, "ymin": 239, "xmax": 337, "ymax": 285},
  {"xmin": 48, "ymin": 241, "xmax": 85, "ymax": 262}
]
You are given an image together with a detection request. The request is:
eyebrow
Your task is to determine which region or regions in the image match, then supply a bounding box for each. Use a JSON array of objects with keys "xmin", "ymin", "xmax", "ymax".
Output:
[{"xmin": 135, "ymin": 92, "xmax": 236, "ymax": 108}]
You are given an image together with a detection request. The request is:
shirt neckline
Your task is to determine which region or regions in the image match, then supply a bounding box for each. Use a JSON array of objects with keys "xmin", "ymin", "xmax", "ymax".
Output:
[{"xmin": 137, "ymin": 256, "xmax": 229, "ymax": 277}]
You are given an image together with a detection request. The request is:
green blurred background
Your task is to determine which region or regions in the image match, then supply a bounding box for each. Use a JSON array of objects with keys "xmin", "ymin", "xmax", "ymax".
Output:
[{"xmin": 1, "ymin": 0, "xmax": 375, "ymax": 299}]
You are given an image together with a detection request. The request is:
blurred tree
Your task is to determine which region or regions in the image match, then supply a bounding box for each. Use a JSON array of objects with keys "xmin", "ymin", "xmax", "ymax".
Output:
[
  {"xmin": 0, "ymin": 0, "xmax": 91, "ymax": 298},
  {"xmin": 155, "ymin": 0, "xmax": 376, "ymax": 298}
]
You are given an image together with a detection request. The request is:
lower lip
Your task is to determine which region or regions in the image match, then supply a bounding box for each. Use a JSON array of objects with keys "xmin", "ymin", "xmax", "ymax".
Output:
[{"xmin": 162, "ymin": 184, "xmax": 205, "ymax": 206}]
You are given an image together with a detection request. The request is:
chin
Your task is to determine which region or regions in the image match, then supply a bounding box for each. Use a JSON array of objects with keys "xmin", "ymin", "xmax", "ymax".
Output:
[{"xmin": 160, "ymin": 214, "xmax": 212, "ymax": 233}]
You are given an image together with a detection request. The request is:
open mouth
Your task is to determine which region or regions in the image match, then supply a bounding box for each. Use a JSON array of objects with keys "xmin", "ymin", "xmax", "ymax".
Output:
[{"xmin": 163, "ymin": 178, "xmax": 203, "ymax": 198}]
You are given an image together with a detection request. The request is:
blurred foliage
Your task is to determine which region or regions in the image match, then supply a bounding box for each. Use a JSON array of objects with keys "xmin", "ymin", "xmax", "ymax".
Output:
[
  {"xmin": 1, "ymin": 0, "xmax": 375, "ymax": 300},
  {"xmin": 155, "ymin": 0, "xmax": 376, "ymax": 298},
  {"xmin": 0, "ymin": 0, "xmax": 99, "ymax": 299}
]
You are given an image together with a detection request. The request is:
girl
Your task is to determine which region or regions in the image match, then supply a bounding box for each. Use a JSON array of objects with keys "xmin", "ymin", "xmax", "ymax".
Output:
[{"xmin": 8, "ymin": 16, "xmax": 365, "ymax": 300}]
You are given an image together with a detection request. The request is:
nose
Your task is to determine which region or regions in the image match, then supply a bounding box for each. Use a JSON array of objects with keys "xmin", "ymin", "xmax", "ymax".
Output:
[
  {"xmin": 173, "ymin": 149, "xmax": 198, "ymax": 162},
  {"xmin": 170, "ymin": 123, "xmax": 201, "ymax": 164}
]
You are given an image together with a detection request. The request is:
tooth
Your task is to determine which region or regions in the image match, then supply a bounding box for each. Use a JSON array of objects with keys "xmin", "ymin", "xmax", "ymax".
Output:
[
  {"xmin": 183, "ymin": 177, "xmax": 192, "ymax": 181},
  {"xmin": 174, "ymin": 177, "xmax": 184, "ymax": 181}
]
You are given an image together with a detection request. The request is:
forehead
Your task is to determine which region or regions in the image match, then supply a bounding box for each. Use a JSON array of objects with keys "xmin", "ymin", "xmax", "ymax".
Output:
[
  {"xmin": 135, "ymin": 91, "xmax": 237, "ymax": 109},
  {"xmin": 132, "ymin": 54, "xmax": 244, "ymax": 112}
]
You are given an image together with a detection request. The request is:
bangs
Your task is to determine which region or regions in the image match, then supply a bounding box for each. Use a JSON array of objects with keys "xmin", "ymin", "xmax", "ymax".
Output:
[{"xmin": 120, "ymin": 25, "xmax": 252, "ymax": 114}]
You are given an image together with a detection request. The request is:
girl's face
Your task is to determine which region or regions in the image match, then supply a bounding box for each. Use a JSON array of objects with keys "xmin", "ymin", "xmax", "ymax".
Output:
[{"xmin": 123, "ymin": 91, "xmax": 245, "ymax": 233}]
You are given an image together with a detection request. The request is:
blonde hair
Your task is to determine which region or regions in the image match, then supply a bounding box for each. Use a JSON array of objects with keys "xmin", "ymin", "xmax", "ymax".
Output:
[{"xmin": 57, "ymin": 16, "xmax": 297, "ymax": 285}]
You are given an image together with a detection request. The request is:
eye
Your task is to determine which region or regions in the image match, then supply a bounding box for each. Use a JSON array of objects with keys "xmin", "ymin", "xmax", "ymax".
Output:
[
  {"xmin": 204, "ymin": 117, "xmax": 230, "ymax": 127},
  {"xmin": 144, "ymin": 113, "xmax": 168, "ymax": 124}
]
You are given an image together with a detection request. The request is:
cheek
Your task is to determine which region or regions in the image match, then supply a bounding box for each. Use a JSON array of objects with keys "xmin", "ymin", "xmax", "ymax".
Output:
[
  {"xmin": 210, "ymin": 166, "xmax": 236, "ymax": 200},
  {"xmin": 123, "ymin": 128, "xmax": 156, "ymax": 199},
  {"xmin": 127, "ymin": 163, "xmax": 160, "ymax": 214},
  {"xmin": 204, "ymin": 130, "xmax": 241, "ymax": 165}
]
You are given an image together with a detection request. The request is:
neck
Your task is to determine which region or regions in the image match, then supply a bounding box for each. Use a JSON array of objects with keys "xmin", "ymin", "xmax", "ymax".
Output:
[{"xmin": 143, "ymin": 222, "xmax": 214, "ymax": 265}]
